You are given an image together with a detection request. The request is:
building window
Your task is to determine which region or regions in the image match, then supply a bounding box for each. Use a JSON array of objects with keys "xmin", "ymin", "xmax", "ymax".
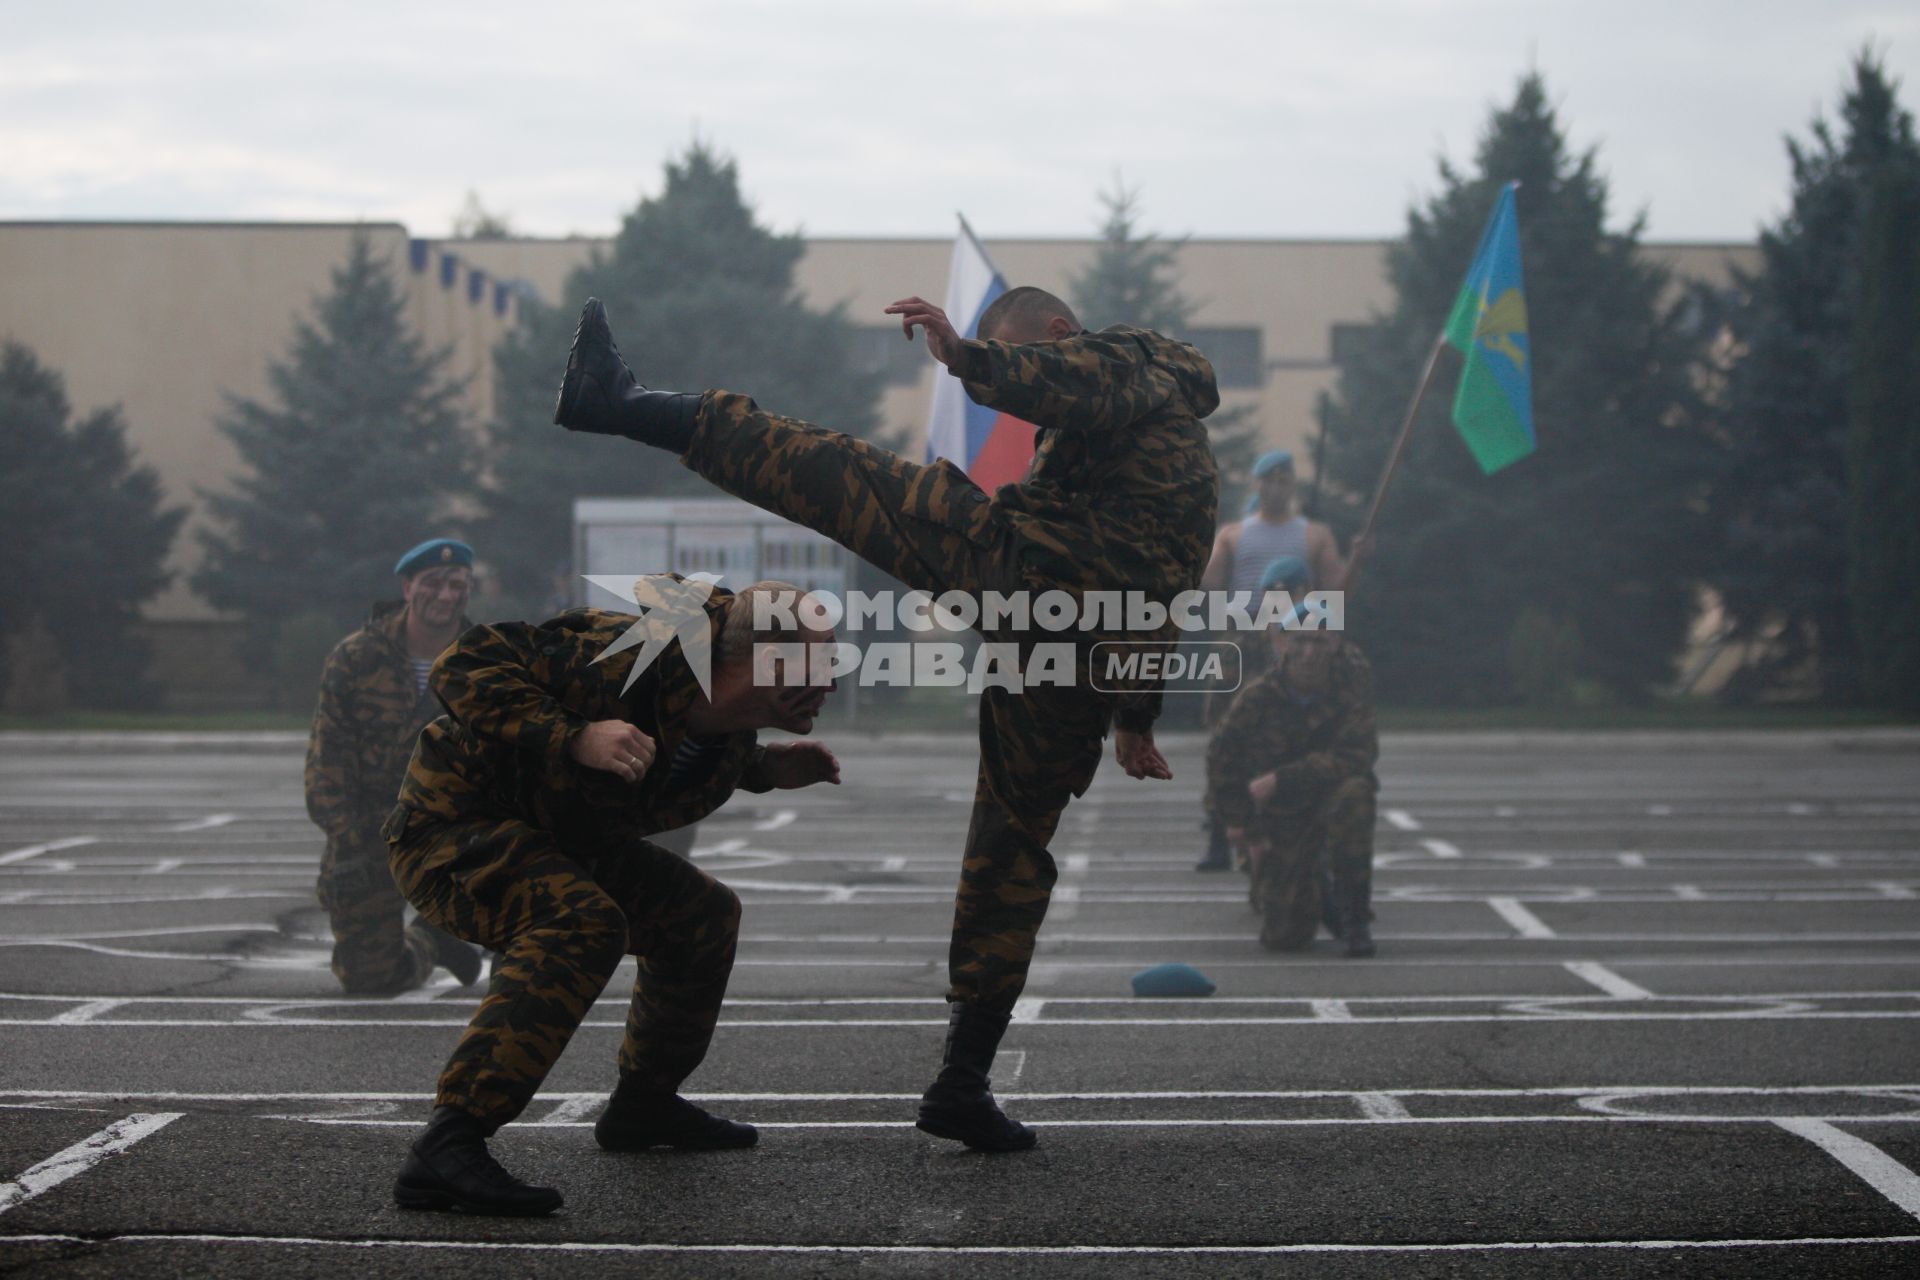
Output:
[
  {"xmin": 851, "ymin": 326, "xmax": 930, "ymax": 387},
  {"xmin": 1180, "ymin": 327, "xmax": 1264, "ymax": 389}
]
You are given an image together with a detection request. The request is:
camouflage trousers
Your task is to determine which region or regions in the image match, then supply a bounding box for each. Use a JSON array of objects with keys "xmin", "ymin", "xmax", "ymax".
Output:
[
  {"xmin": 316, "ymin": 837, "xmax": 435, "ymax": 995},
  {"xmin": 1250, "ymin": 776, "xmax": 1376, "ymax": 951},
  {"xmin": 684, "ymin": 392, "xmax": 1107, "ymax": 1012},
  {"xmin": 387, "ymin": 811, "xmax": 741, "ymax": 1133}
]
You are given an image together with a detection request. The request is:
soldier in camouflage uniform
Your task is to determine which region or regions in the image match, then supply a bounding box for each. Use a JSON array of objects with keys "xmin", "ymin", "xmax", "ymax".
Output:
[
  {"xmin": 384, "ymin": 576, "xmax": 842, "ymax": 1216},
  {"xmin": 305, "ymin": 539, "xmax": 483, "ymax": 994},
  {"xmin": 552, "ymin": 287, "xmax": 1219, "ymax": 1153},
  {"xmin": 1205, "ymin": 611, "xmax": 1379, "ymax": 957}
]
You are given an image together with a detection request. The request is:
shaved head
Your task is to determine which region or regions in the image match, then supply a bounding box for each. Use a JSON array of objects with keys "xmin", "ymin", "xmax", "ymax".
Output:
[{"xmin": 977, "ymin": 286, "xmax": 1080, "ymax": 344}]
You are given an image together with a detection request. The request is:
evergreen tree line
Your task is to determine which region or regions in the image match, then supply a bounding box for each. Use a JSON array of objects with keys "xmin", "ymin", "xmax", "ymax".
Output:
[{"xmin": 5, "ymin": 53, "xmax": 1915, "ymax": 711}]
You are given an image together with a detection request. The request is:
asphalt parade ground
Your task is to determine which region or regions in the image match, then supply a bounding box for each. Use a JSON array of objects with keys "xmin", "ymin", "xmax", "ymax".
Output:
[{"xmin": 1, "ymin": 728, "xmax": 1917, "ymax": 1278}]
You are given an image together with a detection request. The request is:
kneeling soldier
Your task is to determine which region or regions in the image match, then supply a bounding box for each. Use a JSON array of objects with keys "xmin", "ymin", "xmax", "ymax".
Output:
[
  {"xmin": 384, "ymin": 576, "xmax": 841, "ymax": 1215},
  {"xmin": 305, "ymin": 538, "xmax": 484, "ymax": 994},
  {"xmin": 1205, "ymin": 563, "xmax": 1379, "ymax": 956}
]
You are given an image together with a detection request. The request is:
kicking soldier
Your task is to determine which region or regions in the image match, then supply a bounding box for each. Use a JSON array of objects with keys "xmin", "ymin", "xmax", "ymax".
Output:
[
  {"xmin": 1205, "ymin": 574, "xmax": 1379, "ymax": 956},
  {"xmin": 383, "ymin": 576, "xmax": 842, "ymax": 1215},
  {"xmin": 304, "ymin": 538, "xmax": 484, "ymax": 994},
  {"xmin": 552, "ymin": 288, "xmax": 1219, "ymax": 1151}
]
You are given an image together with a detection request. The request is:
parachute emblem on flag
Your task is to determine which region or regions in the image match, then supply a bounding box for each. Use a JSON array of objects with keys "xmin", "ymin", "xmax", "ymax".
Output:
[{"xmin": 1473, "ymin": 288, "xmax": 1529, "ymax": 372}]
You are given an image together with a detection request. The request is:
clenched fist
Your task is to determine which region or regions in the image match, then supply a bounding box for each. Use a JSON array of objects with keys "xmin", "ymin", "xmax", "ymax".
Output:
[
  {"xmin": 758, "ymin": 741, "xmax": 841, "ymax": 789},
  {"xmin": 570, "ymin": 720, "xmax": 657, "ymax": 783}
]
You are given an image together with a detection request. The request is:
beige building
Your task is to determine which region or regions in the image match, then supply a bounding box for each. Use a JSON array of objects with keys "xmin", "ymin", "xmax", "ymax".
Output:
[{"xmin": 0, "ymin": 220, "xmax": 1756, "ymax": 635}]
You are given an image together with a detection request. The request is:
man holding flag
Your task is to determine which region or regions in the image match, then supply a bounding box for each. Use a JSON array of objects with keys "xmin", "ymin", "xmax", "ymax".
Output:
[{"xmin": 551, "ymin": 274, "xmax": 1220, "ymax": 1153}]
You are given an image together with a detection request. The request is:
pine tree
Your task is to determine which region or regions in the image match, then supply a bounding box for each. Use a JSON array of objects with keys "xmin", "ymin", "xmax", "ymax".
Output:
[
  {"xmin": 0, "ymin": 341, "xmax": 184, "ymax": 708},
  {"xmin": 482, "ymin": 144, "xmax": 884, "ymax": 610},
  {"xmin": 1067, "ymin": 181, "xmax": 1259, "ymax": 502},
  {"xmin": 194, "ymin": 231, "xmax": 472, "ymax": 646},
  {"xmin": 1846, "ymin": 160, "xmax": 1920, "ymax": 709},
  {"xmin": 1715, "ymin": 51, "xmax": 1920, "ymax": 702},
  {"xmin": 1314, "ymin": 74, "xmax": 1718, "ymax": 705}
]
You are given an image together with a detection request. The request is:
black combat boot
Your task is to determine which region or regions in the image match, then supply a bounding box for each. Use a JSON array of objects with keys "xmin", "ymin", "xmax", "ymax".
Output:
[
  {"xmin": 594, "ymin": 1076, "xmax": 758, "ymax": 1152},
  {"xmin": 393, "ymin": 1106, "xmax": 562, "ymax": 1216},
  {"xmin": 408, "ymin": 917, "xmax": 482, "ymax": 986},
  {"xmin": 1333, "ymin": 862, "xmax": 1376, "ymax": 959},
  {"xmin": 1194, "ymin": 816, "xmax": 1231, "ymax": 872},
  {"xmin": 916, "ymin": 1003, "xmax": 1036, "ymax": 1152},
  {"xmin": 552, "ymin": 298, "xmax": 702, "ymax": 451}
]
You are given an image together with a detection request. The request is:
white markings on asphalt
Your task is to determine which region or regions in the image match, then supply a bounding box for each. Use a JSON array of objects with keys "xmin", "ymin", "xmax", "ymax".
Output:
[
  {"xmin": 753, "ymin": 810, "xmax": 798, "ymax": 832},
  {"xmin": 1310, "ymin": 1000, "xmax": 1353, "ymax": 1022},
  {"xmin": 1647, "ymin": 804, "xmax": 1673, "ymax": 817},
  {"xmin": 166, "ymin": 813, "xmax": 238, "ymax": 833},
  {"xmin": 1420, "ymin": 839, "xmax": 1462, "ymax": 859},
  {"xmin": 1808, "ymin": 854, "xmax": 1841, "ymax": 868},
  {"xmin": 1494, "ymin": 806, "xmax": 1518, "ymax": 818},
  {"xmin": 0, "ymin": 1113, "xmax": 182, "ymax": 1215},
  {"xmin": 0, "ymin": 835, "xmax": 99, "ymax": 867},
  {"xmin": 1383, "ymin": 809, "xmax": 1421, "ymax": 831},
  {"xmin": 8, "ymin": 1232, "xmax": 1920, "ymax": 1259},
  {"xmin": 1562, "ymin": 962, "xmax": 1655, "ymax": 1000},
  {"xmin": 1010, "ymin": 998, "xmax": 1047, "ymax": 1024},
  {"xmin": 48, "ymin": 999, "xmax": 128, "ymax": 1025},
  {"xmin": 1871, "ymin": 882, "xmax": 1918, "ymax": 900},
  {"xmin": 1354, "ymin": 1092, "xmax": 1412, "ymax": 1120},
  {"xmin": 1488, "ymin": 897, "xmax": 1558, "ymax": 939},
  {"xmin": 1672, "ymin": 884, "xmax": 1707, "ymax": 901},
  {"xmin": 879, "ymin": 857, "xmax": 907, "ymax": 872},
  {"xmin": 1788, "ymin": 803, "xmax": 1816, "ymax": 815},
  {"xmin": 543, "ymin": 1096, "xmax": 605, "ymax": 1125},
  {"xmin": 998, "ymin": 1049, "xmax": 1027, "ymax": 1085},
  {"xmin": 1777, "ymin": 1118, "xmax": 1920, "ymax": 1221},
  {"xmin": 1617, "ymin": 852, "xmax": 1648, "ymax": 868}
]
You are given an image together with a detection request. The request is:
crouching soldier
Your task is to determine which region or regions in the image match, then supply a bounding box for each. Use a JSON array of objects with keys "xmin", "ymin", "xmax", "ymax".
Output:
[
  {"xmin": 305, "ymin": 538, "xmax": 485, "ymax": 994},
  {"xmin": 382, "ymin": 576, "xmax": 841, "ymax": 1216},
  {"xmin": 1205, "ymin": 563, "xmax": 1379, "ymax": 956}
]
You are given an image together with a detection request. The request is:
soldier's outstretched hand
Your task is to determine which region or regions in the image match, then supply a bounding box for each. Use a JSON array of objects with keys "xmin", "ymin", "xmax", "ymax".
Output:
[
  {"xmin": 759, "ymin": 741, "xmax": 842, "ymax": 789},
  {"xmin": 570, "ymin": 720, "xmax": 657, "ymax": 783},
  {"xmin": 884, "ymin": 296, "xmax": 966, "ymax": 371},
  {"xmin": 1114, "ymin": 729, "xmax": 1174, "ymax": 781}
]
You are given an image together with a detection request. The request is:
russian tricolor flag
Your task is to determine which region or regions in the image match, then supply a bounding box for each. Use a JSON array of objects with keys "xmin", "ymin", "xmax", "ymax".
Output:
[{"xmin": 924, "ymin": 219, "xmax": 1037, "ymax": 490}]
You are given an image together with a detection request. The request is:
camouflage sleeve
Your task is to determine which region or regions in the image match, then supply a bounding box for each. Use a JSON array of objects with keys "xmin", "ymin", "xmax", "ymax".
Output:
[
  {"xmin": 954, "ymin": 330, "xmax": 1173, "ymax": 433},
  {"xmin": 1113, "ymin": 688, "xmax": 1162, "ymax": 735},
  {"xmin": 735, "ymin": 743, "xmax": 774, "ymax": 794},
  {"xmin": 1204, "ymin": 681, "xmax": 1270, "ymax": 827},
  {"xmin": 1259, "ymin": 658, "xmax": 1379, "ymax": 806},
  {"xmin": 430, "ymin": 621, "xmax": 600, "ymax": 775},
  {"xmin": 303, "ymin": 641, "xmax": 362, "ymax": 843}
]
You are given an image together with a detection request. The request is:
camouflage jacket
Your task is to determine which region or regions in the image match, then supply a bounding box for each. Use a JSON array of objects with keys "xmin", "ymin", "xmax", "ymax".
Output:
[
  {"xmin": 383, "ymin": 577, "xmax": 774, "ymax": 845},
  {"xmin": 1204, "ymin": 641, "xmax": 1378, "ymax": 830},
  {"xmin": 305, "ymin": 600, "xmax": 467, "ymax": 854},
  {"xmin": 957, "ymin": 325, "xmax": 1222, "ymax": 730}
]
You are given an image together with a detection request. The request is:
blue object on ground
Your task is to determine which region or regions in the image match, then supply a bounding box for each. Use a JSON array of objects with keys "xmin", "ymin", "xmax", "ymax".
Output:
[{"xmin": 1130, "ymin": 962, "xmax": 1217, "ymax": 998}]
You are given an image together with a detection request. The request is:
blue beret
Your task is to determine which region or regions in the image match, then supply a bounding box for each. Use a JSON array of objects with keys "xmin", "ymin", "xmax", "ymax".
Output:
[
  {"xmin": 1259, "ymin": 555, "xmax": 1311, "ymax": 593},
  {"xmin": 1251, "ymin": 449, "xmax": 1295, "ymax": 479},
  {"xmin": 1130, "ymin": 962, "xmax": 1216, "ymax": 998},
  {"xmin": 394, "ymin": 538, "xmax": 473, "ymax": 576}
]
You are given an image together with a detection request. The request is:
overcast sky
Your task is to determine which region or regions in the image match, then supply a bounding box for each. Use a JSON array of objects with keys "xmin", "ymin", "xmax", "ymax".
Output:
[{"xmin": 4, "ymin": 1, "xmax": 1916, "ymax": 244}]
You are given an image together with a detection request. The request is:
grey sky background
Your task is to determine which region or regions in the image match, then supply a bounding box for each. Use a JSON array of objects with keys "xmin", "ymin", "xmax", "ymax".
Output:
[{"xmin": 4, "ymin": 1, "xmax": 1916, "ymax": 243}]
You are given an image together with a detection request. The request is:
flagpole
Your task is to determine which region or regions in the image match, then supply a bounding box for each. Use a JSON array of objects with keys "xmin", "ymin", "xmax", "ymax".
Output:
[{"xmin": 1342, "ymin": 332, "xmax": 1451, "ymax": 593}]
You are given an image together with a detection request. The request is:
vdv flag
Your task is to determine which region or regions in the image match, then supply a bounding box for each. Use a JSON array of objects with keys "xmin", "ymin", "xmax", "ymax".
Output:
[
  {"xmin": 1441, "ymin": 182, "xmax": 1536, "ymax": 474},
  {"xmin": 924, "ymin": 219, "xmax": 1037, "ymax": 488}
]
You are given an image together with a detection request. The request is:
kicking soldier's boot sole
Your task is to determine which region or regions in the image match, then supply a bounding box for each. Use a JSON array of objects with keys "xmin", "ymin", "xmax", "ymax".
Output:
[
  {"xmin": 553, "ymin": 298, "xmax": 635, "ymax": 432},
  {"xmin": 916, "ymin": 1090, "xmax": 1038, "ymax": 1152}
]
